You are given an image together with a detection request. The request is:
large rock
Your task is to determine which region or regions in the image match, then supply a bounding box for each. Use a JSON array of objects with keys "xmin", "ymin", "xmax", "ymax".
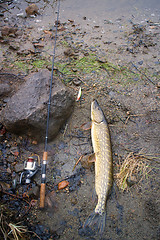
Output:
[{"xmin": 1, "ymin": 69, "xmax": 75, "ymax": 141}]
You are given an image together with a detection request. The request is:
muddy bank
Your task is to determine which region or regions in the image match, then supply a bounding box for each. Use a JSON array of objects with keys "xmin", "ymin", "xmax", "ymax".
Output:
[{"xmin": 0, "ymin": 1, "xmax": 160, "ymax": 240}]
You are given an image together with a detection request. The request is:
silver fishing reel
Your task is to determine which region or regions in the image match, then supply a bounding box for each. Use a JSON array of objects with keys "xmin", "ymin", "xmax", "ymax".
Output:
[{"xmin": 20, "ymin": 156, "xmax": 40, "ymax": 184}]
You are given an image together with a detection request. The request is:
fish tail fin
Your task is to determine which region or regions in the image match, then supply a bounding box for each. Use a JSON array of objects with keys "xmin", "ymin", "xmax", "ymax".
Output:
[{"xmin": 83, "ymin": 210, "xmax": 106, "ymax": 235}]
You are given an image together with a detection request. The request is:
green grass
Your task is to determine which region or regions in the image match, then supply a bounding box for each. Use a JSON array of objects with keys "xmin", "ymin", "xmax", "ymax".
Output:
[
  {"xmin": 32, "ymin": 60, "xmax": 50, "ymax": 68},
  {"xmin": 14, "ymin": 59, "xmax": 51, "ymax": 71},
  {"xmin": 55, "ymin": 54, "xmax": 120, "ymax": 75},
  {"xmin": 13, "ymin": 51, "xmax": 156, "ymax": 88}
]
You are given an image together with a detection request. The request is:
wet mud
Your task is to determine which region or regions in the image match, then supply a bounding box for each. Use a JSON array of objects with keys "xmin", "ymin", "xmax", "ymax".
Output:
[{"xmin": 0, "ymin": 0, "xmax": 160, "ymax": 239}]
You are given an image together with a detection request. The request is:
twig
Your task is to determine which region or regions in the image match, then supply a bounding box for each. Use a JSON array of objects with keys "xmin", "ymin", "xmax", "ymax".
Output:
[
  {"xmin": 63, "ymin": 123, "xmax": 68, "ymax": 138},
  {"xmin": 67, "ymin": 134, "xmax": 88, "ymax": 139},
  {"xmin": 134, "ymin": 153, "xmax": 160, "ymax": 164},
  {"xmin": 72, "ymin": 155, "xmax": 84, "ymax": 171},
  {"xmin": 100, "ymin": 66, "xmax": 111, "ymax": 76},
  {"xmin": 0, "ymin": 226, "xmax": 7, "ymax": 240},
  {"xmin": 73, "ymin": 142, "xmax": 88, "ymax": 146},
  {"xmin": 0, "ymin": 212, "xmax": 7, "ymax": 240},
  {"xmin": 0, "ymin": 189, "xmax": 30, "ymax": 204},
  {"xmin": 28, "ymin": 231, "xmax": 42, "ymax": 240},
  {"xmin": 130, "ymin": 62, "xmax": 156, "ymax": 85},
  {"xmin": 0, "ymin": 73, "xmax": 24, "ymax": 78},
  {"xmin": 125, "ymin": 114, "xmax": 144, "ymax": 124}
]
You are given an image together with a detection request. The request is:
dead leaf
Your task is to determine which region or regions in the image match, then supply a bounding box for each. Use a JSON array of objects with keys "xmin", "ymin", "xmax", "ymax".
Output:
[{"xmin": 58, "ymin": 180, "xmax": 69, "ymax": 190}]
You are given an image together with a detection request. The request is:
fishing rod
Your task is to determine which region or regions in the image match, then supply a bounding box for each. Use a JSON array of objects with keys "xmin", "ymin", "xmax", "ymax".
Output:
[{"xmin": 40, "ymin": 0, "xmax": 61, "ymax": 208}]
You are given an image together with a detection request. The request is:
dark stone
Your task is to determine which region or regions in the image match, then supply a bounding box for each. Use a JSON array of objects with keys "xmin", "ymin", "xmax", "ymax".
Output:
[
  {"xmin": 25, "ymin": 4, "xmax": 39, "ymax": 16},
  {"xmin": 9, "ymin": 43, "xmax": 19, "ymax": 51},
  {"xmin": 1, "ymin": 26, "xmax": 18, "ymax": 37},
  {"xmin": 1, "ymin": 69, "xmax": 75, "ymax": 141}
]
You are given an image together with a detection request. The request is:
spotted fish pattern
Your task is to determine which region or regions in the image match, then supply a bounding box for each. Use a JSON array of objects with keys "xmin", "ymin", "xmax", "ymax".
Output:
[{"xmin": 83, "ymin": 99, "xmax": 113, "ymax": 234}]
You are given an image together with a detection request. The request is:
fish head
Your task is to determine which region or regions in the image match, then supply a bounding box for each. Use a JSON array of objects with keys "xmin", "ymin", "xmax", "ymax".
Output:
[{"xmin": 91, "ymin": 100, "xmax": 105, "ymax": 123}]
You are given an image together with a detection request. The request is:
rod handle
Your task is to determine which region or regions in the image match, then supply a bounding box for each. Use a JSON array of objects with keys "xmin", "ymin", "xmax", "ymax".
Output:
[
  {"xmin": 39, "ymin": 183, "xmax": 46, "ymax": 208},
  {"xmin": 43, "ymin": 151, "xmax": 48, "ymax": 161},
  {"xmin": 39, "ymin": 151, "xmax": 47, "ymax": 208}
]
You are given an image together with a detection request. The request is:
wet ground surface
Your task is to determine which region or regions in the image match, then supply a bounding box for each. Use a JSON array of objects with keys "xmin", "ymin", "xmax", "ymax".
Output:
[{"xmin": 0, "ymin": 0, "xmax": 160, "ymax": 239}]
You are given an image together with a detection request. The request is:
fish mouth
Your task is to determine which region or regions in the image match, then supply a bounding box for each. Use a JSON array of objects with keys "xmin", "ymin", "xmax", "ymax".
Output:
[
  {"xmin": 91, "ymin": 100, "xmax": 105, "ymax": 123},
  {"xmin": 91, "ymin": 99, "xmax": 100, "ymax": 111}
]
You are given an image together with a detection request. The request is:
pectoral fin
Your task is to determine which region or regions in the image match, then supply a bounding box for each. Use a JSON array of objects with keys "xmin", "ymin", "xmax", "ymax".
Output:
[
  {"xmin": 88, "ymin": 153, "xmax": 96, "ymax": 163},
  {"xmin": 80, "ymin": 121, "xmax": 92, "ymax": 130}
]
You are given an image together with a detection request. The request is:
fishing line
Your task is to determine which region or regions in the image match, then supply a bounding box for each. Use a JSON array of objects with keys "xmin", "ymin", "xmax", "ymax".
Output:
[{"xmin": 40, "ymin": 0, "xmax": 61, "ymax": 208}]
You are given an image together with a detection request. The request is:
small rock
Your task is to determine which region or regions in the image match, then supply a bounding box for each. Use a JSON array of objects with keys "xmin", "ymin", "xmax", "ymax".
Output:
[
  {"xmin": 104, "ymin": 19, "xmax": 113, "ymax": 24},
  {"xmin": 0, "ymin": 39, "xmax": 9, "ymax": 44},
  {"xmin": 9, "ymin": 43, "xmax": 19, "ymax": 51},
  {"xmin": 64, "ymin": 48, "xmax": 74, "ymax": 57},
  {"xmin": 10, "ymin": 146, "xmax": 19, "ymax": 156},
  {"xmin": 27, "ymin": 186, "xmax": 39, "ymax": 198},
  {"xmin": 8, "ymin": 33, "xmax": 16, "ymax": 38},
  {"xmin": 109, "ymin": 91, "xmax": 116, "ymax": 98},
  {"xmin": 25, "ymin": 4, "xmax": 39, "ymax": 16},
  {"xmin": 157, "ymin": 82, "xmax": 160, "ymax": 88},
  {"xmin": 72, "ymin": 77, "xmax": 82, "ymax": 86},
  {"xmin": 68, "ymin": 19, "xmax": 74, "ymax": 23},
  {"xmin": 33, "ymin": 43, "xmax": 44, "ymax": 48},
  {"xmin": 0, "ymin": 181, "xmax": 10, "ymax": 190},
  {"xmin": 1, "ymin": 26, "xmax": 10, "ymax": 36},
  {"xmin": 4, "ymin": 18, "xmax": 9, "ymax": 22},
  {"xmin": 126, "ymin": 176, "xmax": 137, "ymax": 187},
  {"xmin": 55, "ymin": 20, "xmax": 61, "ymax": 26},
  {"xmin": 1, "ymin": 26, "xmax": 18, "ymax": 37},
  {"xmin": 97, "ymin": 56, "xmax": 107, "ymax": 63},
  {"xmin": 70, "ymin": 195, "xmax": 78, "ymax": 205},
  {"xmin": 104, "ymin": 41, "xmax": 112, "ymax": 45},
  {"xmin": 138, "ymin": 60, "xmax": 143, "ymax": 65},
  {"xmin": 17, "ymin": 13, "xmax": 25, "ymax": 18},
  {"xmin": 14, "ymin": 163, "xmax": 24, "ymax": 173}
]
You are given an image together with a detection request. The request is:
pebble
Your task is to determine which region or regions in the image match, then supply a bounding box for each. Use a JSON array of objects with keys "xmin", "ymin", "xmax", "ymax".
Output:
[
  {"xmin": 27, "ymin": 186, "xmax": 39, "ymax": 198},
  {"xmin": 14, "ymin": 163, "xmax": 24, "ymax": 173},
  {"xmin": 17, "ymin": 13, "xmax": 25, "ymax": 18},
  {"xmin": 138, "ymin": 60, "xmax": 143, "ymax": 65},
  {"xmin": 25, "ymin": 4, "xmax": 39, "ymax": 16},
  {"xmin": 70, "ymin": 196, "xmax": 78, "ymax": 205},
  {"xmin": 109, "ymin": 91, "xmax": 116, "ymax": 97},
  {"xmin": 72, "ymin": 77, "xmax": 82, "ymax": 86},
  {"xmin": 126, "ymin": 176, "xmax": 137, "ymax": 187},
  {"xmin": 1, "ymin": 26, "xmax": 17, "ymax": 37},
  {"xmin": 157, "ymin": 82, "xmax": 160, "ymax": 88},
  {"xmin": 9, "ymin": 44, "xmax": 19, "ymax": 51}
]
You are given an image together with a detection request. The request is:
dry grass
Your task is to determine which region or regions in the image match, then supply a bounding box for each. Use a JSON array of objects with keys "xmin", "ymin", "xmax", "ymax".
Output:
[
  {"xmin": 115, "ymin": 152, "xmax": 157, "ymax": 191},
  {"xmin": 8, "ymin": 223, "xmax": 27, "ymax": 240}
]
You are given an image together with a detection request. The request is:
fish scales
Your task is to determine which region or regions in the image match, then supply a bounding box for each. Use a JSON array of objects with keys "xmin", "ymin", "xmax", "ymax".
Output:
[
  {"xmin": 92, "ymin": 107, "xmax": 112, "ymax": 214},
  {"xmin": 83, "ymin": 99, "xmax": 113, "ymax": 235}
]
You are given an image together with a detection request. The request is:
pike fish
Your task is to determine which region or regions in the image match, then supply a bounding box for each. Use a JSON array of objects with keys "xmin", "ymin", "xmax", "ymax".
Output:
[{"xmin": 83, "ymin": 99, "xmax": 113, "ymax": 234}]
